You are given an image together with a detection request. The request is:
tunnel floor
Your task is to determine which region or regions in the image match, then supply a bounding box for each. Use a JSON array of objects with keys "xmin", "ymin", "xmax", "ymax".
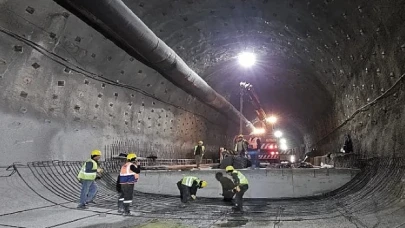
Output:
[{"xmin": 1, "ymin": 158, "xmax": 405, "ymax": 228}]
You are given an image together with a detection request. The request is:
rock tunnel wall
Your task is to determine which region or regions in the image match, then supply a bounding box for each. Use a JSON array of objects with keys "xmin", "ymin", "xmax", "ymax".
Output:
[
  {"xmin": 0, "ymin": 0, "xmax": 230, "ymax": 165},
  {"xmin": 120, "ymin": 0, "xmax": 405, "ymax": 158},
  {"xmin": 116, "ymin": 0, "xmax": 405, "ymax": 160},
  {"xmin": 307, "ymin": 2, "xmax": 405, "ymax": 157}
]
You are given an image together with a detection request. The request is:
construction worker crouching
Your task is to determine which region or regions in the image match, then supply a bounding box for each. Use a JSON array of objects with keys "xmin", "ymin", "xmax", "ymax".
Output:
[
  {"xmin": 77, "ymin": 150, "xmax": 103, "ymax": 209},
  {"xmin": 226, "ymin": 166, "xmax": 249, "ymax": 213},
  {"xmin": 117, "ymin": 153, "xmax": 141, "ymax": 216},
  {"xmin": 177, "ymin": 176, "xmax": 207, "ymax": 207}
]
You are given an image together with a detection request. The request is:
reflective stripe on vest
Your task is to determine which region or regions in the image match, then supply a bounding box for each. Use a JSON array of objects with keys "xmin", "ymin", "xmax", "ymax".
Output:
[
  {"xmin": 233, "ymin": 171, "xmax": 248, "ymax": 185},
  {"xmin": 249, "ymin": 137, "xmax": 258, "ymax": 149},
  {"xmin": 77, "ymin": 159, "xmax": 97, "ymax": 180},
  {"xmin": 181, "ymin": 176, "xmax": 199, "ymax": 187},
  {"xmin": 194, "ymin": 145, "xmax": 205, "ymax": 152},
  {"xmin": 119, "ymin": 162, "xmax": 139, "ymax": 184}
]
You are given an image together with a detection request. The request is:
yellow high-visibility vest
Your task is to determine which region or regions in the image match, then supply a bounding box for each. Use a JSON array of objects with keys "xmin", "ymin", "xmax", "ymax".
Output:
[{"xmin": 77, "ymin": 159, "xmax": 98, "ymax": 180}]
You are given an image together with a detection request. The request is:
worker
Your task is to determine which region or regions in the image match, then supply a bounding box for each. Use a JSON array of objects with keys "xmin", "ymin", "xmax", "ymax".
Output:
[
  {"xmin": 117, "ymin": 153, "xmax": 140, "ymax": 216},
  {"xmin": 219, "ymin": 147, "xmax": 229, "ymax": 163},
  {"xmin": 226, "ymin": 166, "xmax": 249, "ymax": 212},
  {"xmin": 77, "ymin": 150, "xmax": 103, "ymax": 209},
  {"xmin": 177, "ymin": 176, "xmax": 207, "ymax": 207},
  {"xmin": 248, "ymin": 135, "xmax": 261, "ymax": 169},
  {"xmin": 194, "ymin": 141, "xmax": 205, "ymax": 169},
  {"xmin": 342, "ymin": 134, "xmax": 353, "ymax": 153},
  {"xmin": 215, "ymin": 172, "xmax": 236, "ymax": 203},
  {"xmin": 234, "ymin": 135, "xmax": 248, "ymax": 157},
  {"xmin": 115, "ymin": 154, "xmax": 127, "ymax": 214}
]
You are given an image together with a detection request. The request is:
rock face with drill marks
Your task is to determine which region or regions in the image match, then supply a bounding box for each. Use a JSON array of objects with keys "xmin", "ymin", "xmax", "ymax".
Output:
[
  {"xmin": 121, "ymin": 0, "xmax": 405, "ymax": 157},
  {"xmin": 0, "ymin": 1, "xmax": 405, "ymax": 227},
  {"xmin": 0, "ymin": 0, "xmax": 230, "ymax": 164},
  {"xmin": 0, "ymin": 1, "xmax": 404, "ymax": 162}
]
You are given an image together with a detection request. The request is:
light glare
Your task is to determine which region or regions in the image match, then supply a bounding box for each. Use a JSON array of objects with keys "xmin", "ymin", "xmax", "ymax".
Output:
[
  {"xmin": 238, "ymin": 52, "xmax": 256, "ymax": 67},
  {"xmin": 266, "ymin": 116, "xmax": 277, "ymax": 124},
  {"xmin": 280, "ymin": 138, "xmax": 287, "ymax": 144},
  {"xmin": 252, "ymin": 128, "xmax": 266, "ymax": 135},
  {"xmin": 280, "ymin": 144, "xmax": 288, "ymax": 150},
  {"xmin": 290, "ymin": 155, "xmax": 295, "ymax": 163},
  {"xmin": 274, "ymin": 130, "xmax": 283, "ymax": 138}
]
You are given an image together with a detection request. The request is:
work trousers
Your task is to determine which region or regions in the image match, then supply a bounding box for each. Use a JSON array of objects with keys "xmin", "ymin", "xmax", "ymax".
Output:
[
  {"xmin": 79, "ymin": 180, "xmax": 97, "ymax": 206},
  {"xmin": 248, "ymin": 150, "xmax": 259, "ymax": 168},
  {"xmin": 120, "ymin": 184, "xmax": 135, "ymax": 204},
  {"xmin": 195, "ymin": 154, "xmax": 203, "ymax": 168},
  {"xmin": 222, "ymin": 189, "xmax": 235, "ymax": 202},
  {"xmin": 119, "ymin": 184, "xmax": 134, "ymax": 213},
  {"xmin": 177, "ymin": 181, "xmax": 191, "ymax": 203},
  {"xmin": 234, "ymin": 184, "xmax": 249, "ymax": 211}
]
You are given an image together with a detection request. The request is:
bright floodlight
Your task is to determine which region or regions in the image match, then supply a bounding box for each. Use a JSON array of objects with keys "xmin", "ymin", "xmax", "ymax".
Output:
[
  {"xmin": 280, "ymin": 138, "xmax": 287, "ymax": 144},
  {"xmin": 274, "ymin": 130, "xmax": 283, "ymax": 138},
  {"xmin": 290, "ymin": 155, "xmax": 295, "ymax": 163},
  {"xmin": 238, "ymin": 52, "xmax": 256, "ymax": 67},
  {"xmin": 280, "ymin": 144, "xmax": 288, "ymax": 150},
  {"xmin": 266, "ymin": 116, "xmax": 278, "ymax": 124},
  {"xmin": 252, "ymin": 128, "xmax": 266, "ymax": 135}
]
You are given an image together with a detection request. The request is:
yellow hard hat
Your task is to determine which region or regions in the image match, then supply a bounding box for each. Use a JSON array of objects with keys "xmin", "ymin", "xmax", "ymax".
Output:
[
  {"xmin": 225, "ymin": 166, "xmax": 234, "ymax": 172},
  {"xmin": 127, "ymin": 153, "xmax": 137, "ymax": 160},
  {"xmin": 200, "ymin": 180, "xmax": 207, "ymax": 188},
  {"xmin": 198, "ymin": 141, "xmax": 203, "ymax": 144},
  {"xmin": 91, "ymin": 150, "xmax": 101, "ymax": 156}
]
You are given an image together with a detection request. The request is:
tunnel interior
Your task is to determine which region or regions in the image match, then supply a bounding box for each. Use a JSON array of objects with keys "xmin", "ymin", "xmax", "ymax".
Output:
[
  {"xmin": 1, "ymin": 0, "xmax": 405, "ymax": 227},
  {"xmin": 0, "ymin": 0, "xmax": 404, "ymax": 162}
]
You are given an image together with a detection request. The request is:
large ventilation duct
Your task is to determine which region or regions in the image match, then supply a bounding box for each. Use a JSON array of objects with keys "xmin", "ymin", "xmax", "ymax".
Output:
[{"xmin": 54, "ymin": 0, "xmax": 254, "ymax": 131}]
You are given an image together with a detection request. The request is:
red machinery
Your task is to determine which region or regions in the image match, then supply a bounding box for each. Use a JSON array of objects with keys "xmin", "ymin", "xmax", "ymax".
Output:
[
  {"xmin": 236, "ymin": 82, "xmax": 282, "ymax": 163},
  {"xmin": 238, "ymin": 135, "xmax": 280, "ymax": 163}
]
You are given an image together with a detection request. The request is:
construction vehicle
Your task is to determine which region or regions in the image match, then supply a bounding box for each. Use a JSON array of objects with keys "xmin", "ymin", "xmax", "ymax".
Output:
[{"xmin": 237, "ymin": 82, "xmax": 282, "ymax": 164}]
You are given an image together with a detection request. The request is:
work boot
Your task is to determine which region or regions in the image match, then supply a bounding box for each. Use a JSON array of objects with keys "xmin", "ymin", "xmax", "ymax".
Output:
[
  {"xmin": 117, "ymin": 200, "xmax": 124, "ymax": 214},
  {"xmin": 123, "ymin": 203, "xmax": 131, "ymax": 216},
  {"xmin": 77, "ymin": 204, "xmax": 88, "ymax": 209},
  {"xmin": 86, "ymin": 200, "xmax": 96, "ymax": 205}
]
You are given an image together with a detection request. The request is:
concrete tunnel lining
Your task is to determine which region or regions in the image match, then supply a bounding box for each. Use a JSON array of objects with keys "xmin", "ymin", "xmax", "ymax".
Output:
[
  {"xmin": 133, "ymin": 168, "xmax": 358, "ymax": 198},
  {"xmin": 1, "ymin": 0, "xmax": 405, "ymax": 227}
]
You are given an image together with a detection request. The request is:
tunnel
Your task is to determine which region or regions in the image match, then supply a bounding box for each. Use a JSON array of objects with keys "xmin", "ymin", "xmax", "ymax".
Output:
[{"xmin": 0, "ymin": 0, "xmax": 405, "ymax": 227}]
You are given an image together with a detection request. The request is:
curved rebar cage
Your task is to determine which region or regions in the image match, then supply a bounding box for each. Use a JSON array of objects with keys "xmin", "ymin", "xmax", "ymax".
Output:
[{"xmin": 0, "ymin": 158, "xmax": 404, "ymax": 227}]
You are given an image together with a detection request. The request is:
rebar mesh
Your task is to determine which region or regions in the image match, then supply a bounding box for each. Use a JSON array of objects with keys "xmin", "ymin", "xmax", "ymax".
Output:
[{"xmin": 1, "ymin": 157, "xmax": 404, "ymax": 225}]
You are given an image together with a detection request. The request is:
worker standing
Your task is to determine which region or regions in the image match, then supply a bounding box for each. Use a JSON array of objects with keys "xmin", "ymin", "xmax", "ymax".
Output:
[
  {"xmin": 77, "ymin": 150, "xmax": 103, "ymax": 209},
  {"xmin": 248, "ymin": 135, "xmax": 261, "ymax": 169},
  {"xmin": 226, "ymin": 166, "xmax": 249, "ymax": 213},
  {"xmin": 115, "ymin": 153, "xmax": 128, "ymax": 214},
  {"xmin": 234, "ymin": 135, "xmax": 248, "ymax": 157},
  {"xmin": 117, "ymin": 153, "xmax": 140, "ymax": 216},
  {"xmin": 177, "ymin": 176, "xmax": 207, "ymax": 207},
  {"xmin": 194, "ymin": 141, "xmax": 205, "ymax": 169}
]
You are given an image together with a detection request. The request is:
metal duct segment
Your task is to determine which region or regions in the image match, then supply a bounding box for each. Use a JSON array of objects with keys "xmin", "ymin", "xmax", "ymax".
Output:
[{"xmin": 56, "ymin": 0, "xmax": 254, "ymax": 131}]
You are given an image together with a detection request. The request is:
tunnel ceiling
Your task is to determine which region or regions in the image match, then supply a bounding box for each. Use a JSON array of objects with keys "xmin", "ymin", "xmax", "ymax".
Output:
[{"xmin": 118, "ymin": 0, "xmax": 404, "ymax": 147}]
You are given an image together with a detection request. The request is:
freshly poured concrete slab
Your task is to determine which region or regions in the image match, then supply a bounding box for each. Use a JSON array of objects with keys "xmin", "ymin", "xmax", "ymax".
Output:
[{"xmin": 134, "ymin": 168, "xmax": 359, "ymax": 198}]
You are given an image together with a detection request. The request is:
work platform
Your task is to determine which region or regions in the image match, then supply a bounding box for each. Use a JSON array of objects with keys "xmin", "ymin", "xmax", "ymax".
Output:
[
  {"xmin": 0, "ymin": 158, "xmax": 404, "ymax": 228},
  {"xmin": 134, "ymin": 168, "xmax": 358, "ymax": 198}
]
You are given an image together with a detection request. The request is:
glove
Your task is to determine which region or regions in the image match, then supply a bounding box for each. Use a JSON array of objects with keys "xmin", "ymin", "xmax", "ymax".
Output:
[
  {"xmin": 191, "ymin": 195, "xmax": 196, "ymax": 200},
  {"xmin": 97, "ymin": 168, "xmax": 104, "ymax": 173},
  {"xmin": 234, "ymin": 186, "xmax": 241, "ymax": 192}
]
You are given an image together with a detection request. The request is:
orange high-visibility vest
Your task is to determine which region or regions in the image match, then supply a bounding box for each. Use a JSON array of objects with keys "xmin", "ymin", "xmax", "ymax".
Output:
[
  {"xmin": 119, "ymin": 162, "xmax": 139, "ymax": 184},
  {"xmin": 249, "ymin": 137, "xmax": 259, "ymax": 150}
]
